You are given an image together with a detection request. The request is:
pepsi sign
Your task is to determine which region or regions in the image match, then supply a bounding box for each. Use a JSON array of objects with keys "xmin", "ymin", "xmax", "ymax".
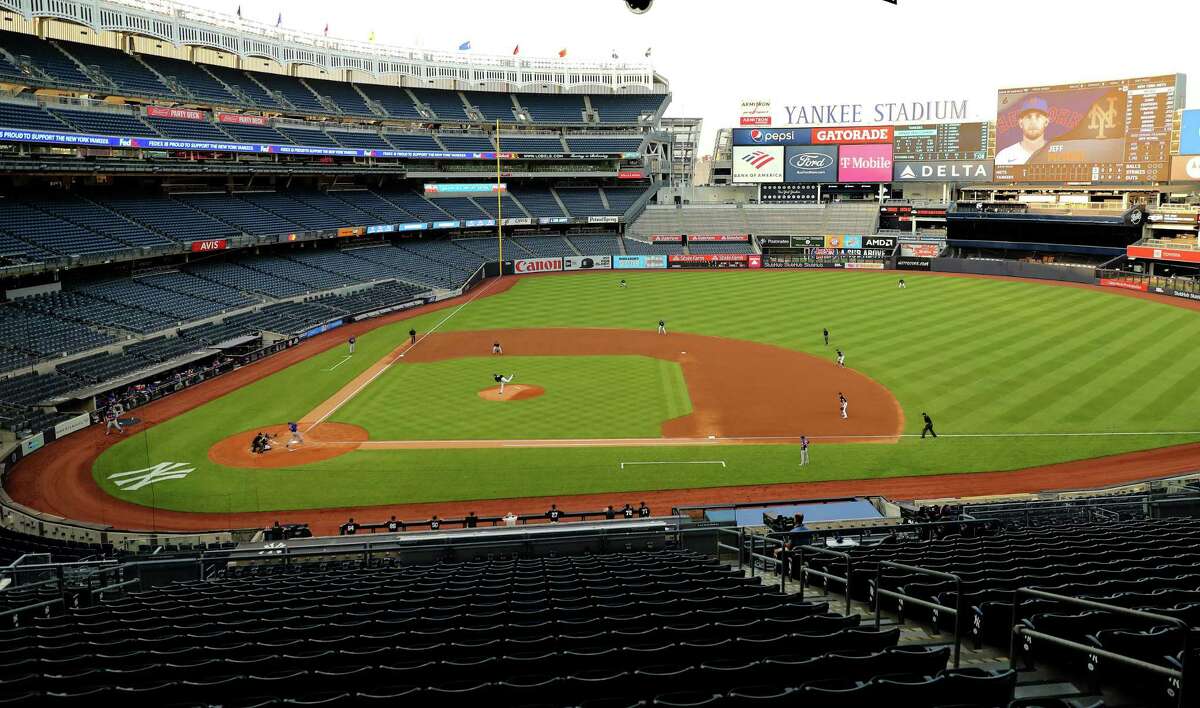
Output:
[
  {"xmin": 733, "ymin": 127, "xmax": 812, "ymax": 146},
  {"xmin": 784, "ymin": 145, "xmax": 838, "ymax": 183}
]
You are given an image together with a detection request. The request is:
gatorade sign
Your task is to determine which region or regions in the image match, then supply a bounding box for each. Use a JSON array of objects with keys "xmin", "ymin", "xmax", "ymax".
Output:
[{"xmin": 810, "ymin": 126, "xmax": 893, "ymax": 144}]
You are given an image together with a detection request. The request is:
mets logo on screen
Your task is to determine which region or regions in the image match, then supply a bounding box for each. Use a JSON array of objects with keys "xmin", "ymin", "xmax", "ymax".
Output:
[{"xmin": 742, "ymin": 150, "xmax": 776, "ymax": 169}]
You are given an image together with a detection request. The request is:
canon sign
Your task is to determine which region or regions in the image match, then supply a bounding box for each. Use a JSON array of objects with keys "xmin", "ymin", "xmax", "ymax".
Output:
[{"xmin": 514, "ymin": 258, "xmax": 564, "ymax": 274}]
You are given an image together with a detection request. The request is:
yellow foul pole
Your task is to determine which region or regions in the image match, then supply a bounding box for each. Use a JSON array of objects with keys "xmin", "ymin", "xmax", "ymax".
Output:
[{"xmin": 496, "ymin": 119, "xmax": 503, "ymax": 276}]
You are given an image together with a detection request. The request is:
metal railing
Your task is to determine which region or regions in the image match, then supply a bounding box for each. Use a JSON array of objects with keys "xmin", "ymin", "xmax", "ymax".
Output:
[
  {"xmin": 715, "ymin": 527, "xmax": 745, "ymax": 572},
  {"xmin": 874, "ymin": 561, "xmax": 964, "ymax": 668},
  {"xmin": 746, "ymin": 534, "xmax": 787, "ymax": 592},
  {"xmin": 1009, "ymin": 588, "xmax": 1191, "ymax": 708},
  {"xmin": 797, "ymin": 544, "xmax": 852, "ymax": 615}
]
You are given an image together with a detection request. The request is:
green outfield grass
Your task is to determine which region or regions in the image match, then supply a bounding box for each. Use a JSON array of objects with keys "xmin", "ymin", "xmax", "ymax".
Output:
[
  {"xmin": 331, "ymin": 355, "xmax": 691, "ymax": 440},
  {"xmin": 93, "ymin": 270, "xmax": 1200, "ymax": 512}
]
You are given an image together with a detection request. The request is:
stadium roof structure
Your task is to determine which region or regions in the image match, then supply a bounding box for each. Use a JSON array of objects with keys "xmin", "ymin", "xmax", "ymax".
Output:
[{"xmin": 1, "ymin": 0, "xmax": 667, "ymax": 93}]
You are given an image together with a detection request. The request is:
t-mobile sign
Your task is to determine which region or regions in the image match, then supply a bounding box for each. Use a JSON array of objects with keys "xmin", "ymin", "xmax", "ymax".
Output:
[{"xmin": 838, "ymin": 143, "xmax": 894, "ymax": 182}]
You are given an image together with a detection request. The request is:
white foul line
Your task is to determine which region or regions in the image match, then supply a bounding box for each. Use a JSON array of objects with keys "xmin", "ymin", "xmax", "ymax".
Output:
[
  {"xmin": 621, "ymin": 460, "xmax": 727, "ymax": 469},
  {"xmin": 323, "ymin": 355, "xmax": 352, "ymax": 372},
  {"xmin": 305, "ymin": 277, "xmax": 502, "ymax": 433}
]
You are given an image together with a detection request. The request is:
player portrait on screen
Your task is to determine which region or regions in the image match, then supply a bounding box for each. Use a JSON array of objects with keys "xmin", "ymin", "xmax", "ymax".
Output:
[{"xmin": 995, "ymin": 97, "xmax": 1050, "ymax": 165}]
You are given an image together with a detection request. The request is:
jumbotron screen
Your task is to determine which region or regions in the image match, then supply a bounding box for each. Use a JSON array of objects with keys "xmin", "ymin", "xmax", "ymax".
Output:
[
  {"xmin": 893, "ymin": 122, "xmax": 991, "ymax": 161},
  {"xmin": 994, "ymin": 74, "xmax": 1183, "ymax": 184}
]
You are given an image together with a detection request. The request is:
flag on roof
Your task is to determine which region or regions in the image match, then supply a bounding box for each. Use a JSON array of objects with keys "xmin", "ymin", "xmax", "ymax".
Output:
[
  {"xmin": 275, "ymin": 12, "xmax": 282, "ymax": 27},
  {"xmin": 558, "ymin": 48, "xmax": 567, "ymax": 58},
  {"xmin": 512, "ymin": 44, "xmax": 519, "ymax": 55},
  {"xmin": 323, "ymin": 23, "xmax": 329, "ymax": 36},
  {"xmin": 458, "ymin": 41, "xmax": 471, "ymax": 51},
  {"xmin": 645, "ymin": 47, "xmax": 652, "ymax": 57}
]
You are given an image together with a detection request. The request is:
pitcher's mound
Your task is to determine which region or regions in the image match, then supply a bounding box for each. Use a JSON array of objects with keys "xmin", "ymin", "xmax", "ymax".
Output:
[{"xmin": 478, "ymin": 384, "xmax": 544, "ymax": 401}]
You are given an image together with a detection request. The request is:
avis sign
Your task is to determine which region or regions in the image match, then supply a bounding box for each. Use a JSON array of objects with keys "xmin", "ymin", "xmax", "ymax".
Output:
[
  {"xmin": 191, "ymin": 239, "xmax": 228, "ymax": 252},
  {"xmin": 513, "ymin": 257, "xmax": 564, "ymax": 274}
]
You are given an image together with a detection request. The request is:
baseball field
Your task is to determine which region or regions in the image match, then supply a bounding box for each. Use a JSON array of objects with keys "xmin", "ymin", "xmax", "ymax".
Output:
[{"xmin": 77, "ymin": 268, "xmax": 1200, "ymax": 517}]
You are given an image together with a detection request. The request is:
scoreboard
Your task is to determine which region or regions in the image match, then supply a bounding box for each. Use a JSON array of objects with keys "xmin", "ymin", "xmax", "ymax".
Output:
[
  {"xmin": 994, "ymin": 74, "xmax": 1183, "ymax": 184},
  {"xmin": 893, "ymin": 122, "xmax": 991, "ymax": 161}
]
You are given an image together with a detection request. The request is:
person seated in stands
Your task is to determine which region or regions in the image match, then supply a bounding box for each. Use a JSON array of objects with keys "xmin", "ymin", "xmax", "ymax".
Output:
[
  {"xmin": 385, "ymin": 515, "xmax": 401, "ymax": 533},
  {"xmin": 464, "ymin": 511, "xmax": 478, "ymax": 528},
  {"xmin": 622, "ymin": 503, "xmax": 635, "ymax": 519},
  {"xmin": 604, "ymin": 505, "xmax": 616, "ymax": 520},
  {"xmin": 502, "ymin": 511, "xmax": 518, "ymax": 527},
  {"xmin": 429, "ymin": 515, "xmax": 441, "ymax": 531},
  {"xmin": 638, "ymin": 501, "xmax": 651, "ymax": 518},
  {"xmin": 787, "ymin": 513, "xmax": 813, "ymax": 548},
  {"xmin": 340, "ymin": 517, "xmax": 357, "ymax": 535}
]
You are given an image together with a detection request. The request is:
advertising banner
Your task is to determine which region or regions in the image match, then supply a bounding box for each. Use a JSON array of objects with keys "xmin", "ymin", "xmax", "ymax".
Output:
[
  {"xmin": 810, "ymin": 125, "xmax": 893, "ymax": 145},
  {"xmin": 667, "ymin": 254, "xmax": 750, "ymax": 269},
  {"xmin": 784, "ymin": 145, "xmax": 838, "ymax": 183},
  {"xmin": 893, "ymin": 160, "xmax": 994, "ymax": 182},
  {"xmin": 614, "ymin": 255, "xmax": 667, "ymax": 269},
  {"xmin": 20, "ymin": 433, "xmax": 44, "ymax": 456},
  {"xmin": 398, "ymin": 222, "xmax": 429, "ymax": 231},
  {"xmin": 53, "ymin": 413, "xmax": 91, "ymax": 439},
  {"xmin": 424, "ymin": 183, "xmax": 507, "ymax": 195},
  {"xmin": 1171, "ymin": 155, "xmax": 1200, "ymax": 182},
  {"xmin": 191, "ymin": 239, "xmax": 228, "ymax": 252},
  {"xmin": 733, "ymin": 145, "xmax": 784, "ymax": 183},
  {"xmin": 896, "ymin": 257, "xmax": 932, "ymax": 270},
  {"xmin": 514, "ymin": 257, "xmax": 564, "ymax": 274},
  {"xmin": 1150, "ymin": 285, "xmax": 1200, "ymax": 302},
  {"xmin": 502, "ymin": 217, "xmax": 533, "ymax": 226},
  {"xmin": 763, "ymin": 255, "xmax": 845, "ymax": 269},
  {"xmin": 748, "ymin": 254, "xmax": 762, "ymax": 269},
  {"xmin": 733, "ymin": 127, "xmax": 811, "ymax": 146},
  {"xmin": 688, "ymin": 234, "xmax": 749, "ymax": 242},
  {"xmin": 217, "ymin": 112, "xmax": 270, "ymax": 126},
  {"xmin": 760, "ymin": 183, "xmax": 820, "ymax": 204},
  {"xmin": 617, "ymin": 170, "xmax": 646, "ymax": 179},
  {"xmin": 1127, "ymin": 245, "xmax": 1200, "ymax": 264},
  {"xmin": 337, "ymin": 227, "xmax": 365, "ymax": 238},
  {"xmin": 587, "ymin": 216, "xmax": 620, "ymax": 224},
  {"xmin": 1100, "ymin": 277, "xmax": 1149, "ymax": 292},
  {"xmin": 1181, "ymin": 110, "xmax": 1200, "ymax": 155},
  {"xmin": 650, "ymin": 234, "xmax": 683, "ymax": 242},
  {"xmin": 539, "ymin": 217, "xmax": 571, "ymax": 225},
  {"xmin": 824, "ymin": 235, "xmax": 863, "ymax": 249},
  {"xmin": 464, "ymin": 219, "xmax": 495, "ymax": 228},
  {"xmin": 739, "ymin": 99, "xmax": 772, "ymax": 126},
  {"xmin": 838, "ymin": 144, "xmax": 893, "ymax": 182},
  {"xmin": 563, "ymin": 255, "xmax": 613, "ymax": 271},
  {"xmin": 901, "ymin": 243, "xmax": 942, "ymax": 257},
  {"xmin": 146, "ymin": 106, "xmax": 206, "ymax": 121},
  {"xmin": 862, "ymin": 236, "xmax": 897, "ymax": 250},
  {"xmin": 366, "ymin": 224, "xmax": 396, "ymax": 234},
  {"xmin": 757, "ymin": 236, "xmax": 791, "ymax": 248},
  {"xmin": 431, "ymin": 220, "xmax": 461, "ymax": 229},
  {"xmin": 844, "ymin": 261, "xmax": 885, "ymax": 270},
  {"xmin": 791, "ymin": 236, "xmax": 825, "ymax": 247}
]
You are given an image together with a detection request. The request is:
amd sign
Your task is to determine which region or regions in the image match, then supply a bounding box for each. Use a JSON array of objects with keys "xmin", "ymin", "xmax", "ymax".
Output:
[
  {"xmin": 861, "ymin": 236, "xmax": 897, "ymax": 250},
  {"xmin": 893, "ymin": 160, "xmax": 994, "ymax": 182}
]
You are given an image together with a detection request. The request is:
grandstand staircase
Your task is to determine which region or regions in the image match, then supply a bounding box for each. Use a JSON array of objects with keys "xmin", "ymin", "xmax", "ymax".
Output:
[
  {"xmin": 351, "ymin": 84, "xmax": 389, "ymax": 118},
  {"xmin": 53, "ymin": 41, "xmax": 118, "ymax": 93},
  {"xmin": 751, "ymin": 562, "xmax": 1131, "ymax": 707},
  {"xmin": 198, "ymin": 64, "xmax": 254, "ymax": 105}
]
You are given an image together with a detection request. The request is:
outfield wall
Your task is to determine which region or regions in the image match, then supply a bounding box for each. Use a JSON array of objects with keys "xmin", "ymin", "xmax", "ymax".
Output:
[{"xmin": 931, "ymin": 257, "xmax": 1098, "ymax": 284}]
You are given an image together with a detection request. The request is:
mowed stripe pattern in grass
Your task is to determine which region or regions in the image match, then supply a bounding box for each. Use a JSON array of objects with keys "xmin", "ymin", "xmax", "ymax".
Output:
[
  {"xmin": 90, "ymin": 271, "xmax": 1200, "ymax": 512},
  {"xmin": 330, "ymin": 355, "xmax": 693, "ymax": 440}
]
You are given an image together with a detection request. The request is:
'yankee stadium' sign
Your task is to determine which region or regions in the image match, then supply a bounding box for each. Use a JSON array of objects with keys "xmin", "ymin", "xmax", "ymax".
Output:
[{"xmin": 781, "ymin": 99, "xmax": 970, "ymax": 125}]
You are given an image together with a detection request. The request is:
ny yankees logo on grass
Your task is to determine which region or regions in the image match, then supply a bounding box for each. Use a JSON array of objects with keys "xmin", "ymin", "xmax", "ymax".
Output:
[{"xmin": 108, "ymin": 462, "xmax": 195, "ymax": 490}]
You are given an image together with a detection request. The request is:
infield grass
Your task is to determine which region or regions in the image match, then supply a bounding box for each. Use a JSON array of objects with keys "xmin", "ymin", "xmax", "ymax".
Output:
[{"xmin": 93, "ymin": 270, "xmax": 1200, "ymax": 512}]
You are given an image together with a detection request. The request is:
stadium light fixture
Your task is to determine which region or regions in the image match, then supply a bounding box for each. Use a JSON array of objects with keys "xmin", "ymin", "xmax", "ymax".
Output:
[{"xmin": 624, "ymin": 0, "xmax": 652, "ymax": 13}]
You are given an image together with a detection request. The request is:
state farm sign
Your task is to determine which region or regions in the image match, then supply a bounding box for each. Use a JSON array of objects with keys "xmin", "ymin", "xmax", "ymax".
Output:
[
  {"xmin": 191, "ymin": 239, "xmax": 228, "ymax": 252},
  {"xmin": 514, "ymin": 257, "xmax": 564, "ymax": 274}
]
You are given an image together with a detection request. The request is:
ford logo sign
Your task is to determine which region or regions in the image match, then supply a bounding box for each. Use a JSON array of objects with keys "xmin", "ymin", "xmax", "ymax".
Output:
[{"xmin": 788, "ymin": 152, "xmax": 834, "ymax": 170}]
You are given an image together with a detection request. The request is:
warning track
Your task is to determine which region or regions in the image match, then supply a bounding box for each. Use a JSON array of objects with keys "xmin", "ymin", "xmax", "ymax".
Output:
[{"xmin": 6, "ymin": 272, "xmax": 1200, "ymax": 535}]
